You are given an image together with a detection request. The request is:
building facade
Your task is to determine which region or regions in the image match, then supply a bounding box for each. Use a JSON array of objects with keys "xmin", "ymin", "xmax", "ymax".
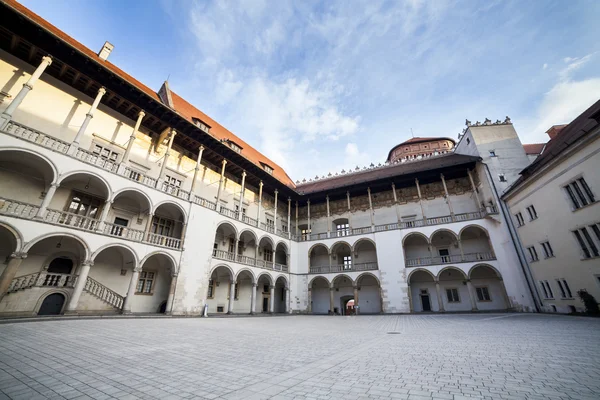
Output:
[{"xmin": 0, "ymin": 0, "xmax": 556, "ymax": 317}]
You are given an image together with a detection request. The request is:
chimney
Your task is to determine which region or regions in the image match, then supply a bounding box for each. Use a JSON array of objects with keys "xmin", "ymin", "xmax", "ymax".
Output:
[
  {"xmin": 545, "ymin": 124, "xmax": 567, "ymax": 140},
  {"xmin": 98, "ymin": 41, "xmax": 114, "ymax": 61}
]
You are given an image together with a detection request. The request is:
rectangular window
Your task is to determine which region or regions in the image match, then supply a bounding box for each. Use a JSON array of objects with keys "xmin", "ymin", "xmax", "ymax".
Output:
[
  {"xmin": 541, "ymin": 241, "xmax": 554, "ymax": 258},
  {"xmin": 544, "ymin": 280, "xmax": 554, "ymax": 298},
  {"xmin": 263, "ymin": 248, "xmax": 273, "ymax": 262},
  {"xmin": 565, "ymin": 178, "xmax": 595, "ymax": 209},
  {"xmin": 266, "ymin": 218, "xmax": 274, "ymax": 227},
  {"xmin": 301, "ymin": 228, "xmax": 311, "ymax": 240},
  {"xmin": 192, "ymin": 117, "xmax": 211, "ymax": 133},
  {"xmin": 136, "ymin": 271, "xmax": 155, "ymax": 294},
  {"xmin": 263, "ymin": 165, "xmax": 274, "ymax": 174},
  {"xmin": 92, "ymin": 144, "xmax": 120, "ymax": 164},
  {"xmin": 574, "ymin": 228, "xmax": 599, "ymax": 258},
  {"xmin": 207, "ymin": 279, "xmax": 215, "ymax": 298},
  {"xmin": 498, "ymin": 174, "xmax": 506, "ymax": 182},
  {"xmin": 234, "ymin": 205, "xmax": 247, "ymax": 218},
  {"xmin": 526, "ymin": 205, "xmax": 538, "ymax": 220},
  {"xmin": 343, "ymin": 255, "xmax": 352, "ymax": 269},
  {"xmin": 438, "ymin": 248, "xmax": 450, "ymax": 263},
  {"xmin": 229, "ymin": 142, "xmax": 242, "ymax": 154},
  {"xmin": 590, "ymin": 223, "xmax": 600, "ymax": 244},
  {"xmin": 515, "ymin": 212, "xmax": 525, "ymax": 227},
  {"xmin": 336, "ymin": 223, "xmax": 350, "ymax": 237},
  {"xmin": 475, "ymin": 287, "xmax": 491, "ymax": 301},
  {"xmin": 527, "ymin": 246, "xmax": 539, "ymax": 262},
  {"xmin": 561, "ymin": 279, "xmax": 573, "ymax": 298},
  {"xmin": 446, "ymin": 288, "xmax": 460, "ymax": 303},
  {"xmin": 152, "ymin": 216, "xmax": 174, "ymax": 237},
  {"xmin": 539, "ymin": 281, "xmax": 549, "ymax": 298},
  {"xmin": 228, "ymin": 238, "xmax": 235, "ymax": 254},
  {"xmin": 281, "ymin": 224, "xmax": 288, "ymax": 233},
  {"xmin": 556, "ymin": 279, "xmax": 566, "ymax": 298},
  {"xmin": 66, "ymin": 191, "xmax": 104, "ymax": 219},
  {"xmin": 213, "ymin": 243, "xmax": 217, "ymax": 257},
  {"xmin": 234, "ymin": 283, "xmax": 239, "ymax": 300}
]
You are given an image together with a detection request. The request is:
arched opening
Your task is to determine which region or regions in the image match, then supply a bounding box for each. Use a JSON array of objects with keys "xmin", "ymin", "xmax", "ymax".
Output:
[
  {"xmin": 438, "ymin": 267, "xmax": 470, "ymax": 312},
  {"xmin": 257, "ymin": 237, "xmax": 274, "ymax": 268},
  {"xmin": 274, "ymin": 276, "xmax": 288, "ymax": 313},
  {"xmin": 256, "ymin": 273, "xmax": 273, "ymax": 313},
  {"xmin": 139, "ymin": 253, "xmax": 176, "ymax": 314},
  {"xmin": 356, "ymin": 273, "xmax": 382, "ymax": 314},
  {"xmin": 51, "ymin": 173, "xmax": 110, "ymax": 231},
  {"xmin": 106, "ymin": 189, "xmax": 152, "ymax": 240},
  {"xmin": 149, "ymin": 202, "xmax": 186, "ymax": 249},
  {"xmin": 460, "ymin": 226, "xmax": 495, "ymax": 261},
  {"xmin": 332, "ymin": 275, "xmax": 353, "ymax": 315},
  {"xmin": 38, "ymin": 293, "xmax": 65, "ymax": 315},
  {"xmin": 0, "ymin": 149, "xmax": 55, "ymax": 208},
  {"xmin": 430, "ymin": 230, "xmax": 460, "ymax": 264},
  {"xmin": 309, "ymin": 244, "xmax": 329, "ymax": 274},
  {"xmin": 0, "ymin": 224, "xmax": 20, "ymax": 277},
  {"xmin": 403, "ymin": 233, "xmax": 430, "ymax": 267},
  {"xmin": 235, "ymin": 269, "xmax": 255, "ymax": 314},
  {"xmin": 408, "ymin": 270, "xmax": 437, "ymax": 312},
  {"xmin": 274, "ymin": 243, "xmax": 288, "ymax": 271},
  {"xmin": 213, "ymin": 223, "xmax": 237, "ymax": 261},
  {"xmin": 344, "ymin": 298, "xmax": 355, "ymax": 315},
  {"xmin": 331, "ymin": 242, "xmax": 352, "ymax": 272},
  {"xmin": 47, "ymin": 258, "xmax": 73, "ymax": 274},
  {"xmin": 238, "ymin": 230, "xmax": 258, "ymax": 264},
  {"xmin": 207, "ymin": 265, "xmax": 234, "ymax": 313},
  {"xmin": 309, "ymin": 276, "xmax": 330, "ymax": 314},
  {"xmin": 353, "ymin": 239, "xmax": 378, "ymax": 270},
  {"xmin": 470, "ymin": 265, "xmax": 509, "ymax": 310},
  {"xmin": 332, "ymin": 218, "xmax": 350, "ymax": 237},
  {"xmin": 90, "ymin": 245, "xmax": 138, "ymax": 312}
]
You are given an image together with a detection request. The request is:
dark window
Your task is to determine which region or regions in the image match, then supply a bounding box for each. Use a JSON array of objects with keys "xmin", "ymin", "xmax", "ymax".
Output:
[
  {"xmin": 446, "ymin": 288, "xmax": 460, "ymax": 303},
  {"xmin": 476, "ymin": 287, "xmax": 491, "ymax": 301}
]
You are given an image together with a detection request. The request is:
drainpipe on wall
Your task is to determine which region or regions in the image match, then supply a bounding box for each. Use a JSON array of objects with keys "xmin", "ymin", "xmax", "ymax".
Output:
[{"xmin": 483, "ymin": 163, "xmax": 541, "ymax": 312}]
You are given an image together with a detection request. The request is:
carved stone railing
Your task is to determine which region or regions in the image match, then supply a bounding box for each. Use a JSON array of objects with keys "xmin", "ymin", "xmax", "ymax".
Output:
[
  {"xmin": 119, "ymin": 166, "xmax": 157, "ymax": 187},
  {"xmin": 193, "ymin": 195, "xmax": 217, "ymax": 210},
  {"xmin": 161, "ymin": 182, "xmax": 190, "ymax": 200},
  {"xmin": 260, "ymin": 222, "xmax": 275, "ymax": 233},
  {"xmin": 45, "ymin": 209, "xmax": 99, "ymax": 231},
  {"xmin": 84, "ymin": 277, "xmax": 124, "ymax": 309},
  {"xmin": 308, "ymin": 262, "xmax": 378, "ymax": 274},
  {"xmin": 237, "ymin": 254, "xmax": 256, "ymax": 266},
  {"xmin": 7, "ymin": 273, "xmax": 40, "ymax": 292},
  {"xmin": 213, "ymin": 251, "xmax": 284, "ymax": 272},
  {"xmin": 0, "ymin": 197, "xmax": 39, "ymax": 219},
  {"xmin": 219, "ymin": 207, "xmax": 238, "ymax": 220},
  {"xmin": 274, "ymin": 263, "xmax": 288, "ymax": 272},
  {"xmin": 4, "ymin": 121, "xmax": 70, "ymax": 153},
  {"xmin": 214, "ymin": 249, "xmax": 235, "ymax": 261},
  {"xmin": 406, "ymin": 252, "xmax": 496, "ymax": 267},
  {"xmin": 146, "ymin": 232, "xmax": 182, "ymax": 249},
  {"xmin": 7, "ymin": 272, "xmax": 76, "ymax": 293},
  {"xmin": 103, "ymin": 222, "xmax": 145, "ymax": 241},
  {"xmin": 242, "ymin": 215, "xmax": 258, "ymax": 227},
  {"xmin": 74, "ymin": 148, "xmax": 118, "ymax": 172}
]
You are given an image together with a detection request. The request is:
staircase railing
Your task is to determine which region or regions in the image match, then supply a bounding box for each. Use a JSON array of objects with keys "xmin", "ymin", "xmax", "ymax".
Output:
[
  {"xmin": 84, "ymin": 277, "xmax": 124, "ymax": 310},
  {"xmin": 7, "ymin": 273, "xmax": 40, "ymax": 292},
  {"xmin": 7, "ymin": 272, "xmax": 76, "ymax": 292}
]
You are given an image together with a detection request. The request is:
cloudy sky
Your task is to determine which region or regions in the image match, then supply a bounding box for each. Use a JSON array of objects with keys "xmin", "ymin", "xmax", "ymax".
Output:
[{"xmin": 20, "ymin": 0, "xmax": 600, "ymax": 182}]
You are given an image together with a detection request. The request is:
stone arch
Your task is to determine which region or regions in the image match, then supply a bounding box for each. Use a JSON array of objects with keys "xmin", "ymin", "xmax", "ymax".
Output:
[
  {"xmin": 275, "ymin": 275, "xmax": 289, "ymax": 289},
  {"xmin": 58, "ymin": 170, "xmax": 112, "ymax": 199},
  {"xmin": 256, "ymin": 272, "xmax": 274, "ymax": 286},
  {"xmin": 235, "ymin": 268, "xmax": 256, "ymax": 284},
  {"xmin": 216, "ymin": 221, "xmax": 239, "ymax": 239},
  {"xmin": 0, "ymin": 146, "xmax": 59, "ymax": 185},
  {"xmin": 407, "ymin": 268, "xmax": 436, "ymax": 283},
  {"xmin": 91, "ymin": 243, "xmax": 140, "ymax": 266},
  {"xmin": 430, "ymin": 228, "xmax": 459, "ymax": 243},
  {"xmin": 140, "ymin": 251, "xmax": 178, "ymax": 272},
  {"xmin": 356, "ymin": 272, "xmax": 381, "ymax": 287},
  {"xmin": 352, "ymin": 238, "xmax": 376, "ymax": 253},
  {"xmin": 402, "ymin": 231, "xmax": 430, "ymax": 246},
  {"xmin": 24, "ymin": 232, "xmax": 90, "ymax": 261},
  {"xmin": 0, "ymin": 221, "xmax": 24, "ymax": 254},
  {"xmin": 331, "ymin": 274, "xmax": 354, "ymax": 288},
  {"xmin": 112, "ymin": 187, "xmax": 153, "ymax": 212},
  {"xmin": 308, "ymin": 243, "xmax": 329, "ymax": 256},
  {"xmin": 34, "ymin": 289, "xmax": 70, "ymax": 315},
  {"xmin": 459, "ymin": 224, "xmax": 491, "ymax": 239},
  {"xmin": 153, "ymin": 200, "xmax": 188, "ymax": 224},
  {"xmin": 468, "ymin": 263, "xmax": 503, "ymax": 280},
  {"xmin": 331, "ymin": 240, "xmax": 352, "ymax": 252},
  {"xmin": 210, "ymin": 263, "xmax": 235, "ymax": 280},
  {"xmin": 238, "ymin": 228, "xmax": 258, "ymax": 243},
  {"xmin": 308, "ymin": 275, "xmax": 330, "ymax": 287},
  {"xmin": 275, "ymin": 240, "xmax": 289, "ymax": 254},
  {"xmin": 257, "ymin": 234, "xmax": 275, "ymax": 249},
  {"xmin": 459, "ymin": 225, "xmax": 495, "ymax": 256},
  {"xmin": 437, "ymin": 266, "xmax": 468, "ymax": 281}
]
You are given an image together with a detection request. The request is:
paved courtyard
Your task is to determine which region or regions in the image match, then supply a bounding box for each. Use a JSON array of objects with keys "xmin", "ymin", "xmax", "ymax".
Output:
[{"xmin": 0, "ymin": 314, "xmax": 599, "ymax": 400}]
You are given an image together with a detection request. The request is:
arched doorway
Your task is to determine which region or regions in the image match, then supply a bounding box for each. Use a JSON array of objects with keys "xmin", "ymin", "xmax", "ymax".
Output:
[
  {"xmin": 408, "ymin": 270, "xmax": 437, "ymax": 312},
  {"xmin": 469, "ymin": 264, "xmax": 510, "ymax": 310},
  {"xmin": 274, "ymin": 276, "xmax": 288, "ymax": 313},
  {"xmin": 38, "ymin": 293, "xmax": 65, "ymax": 315},
  {"xmin": 403, "ymin": 233, "xmax": 431, "ymax": 266},
  {"xmin": 344, "ymin": 298, "xmax": 355, "ymax": 315},
  {"xmin": 332, "ymin": 275, "xmax": 353, "ymax": 315},
  {"xmin": 47, "ymin": 257, "xmax": 73, "ymax": 274},
  {"xmin": 430, "ymin": 230, "xmax": 459, "ymax": 264},
  {"xmin": 207, "ymin": 265, "xmax": 234, "ymax": 313},
  {"xmin": 356, "ymin": 273, "xmax": 382, "ymax": 314},
  {"xmin": 437, "ymin": 267, "xmax": 469, "ymax": 312},
  {"xmin": 309, "ymin": 276, "xmax": 330, "ymax": 314}
]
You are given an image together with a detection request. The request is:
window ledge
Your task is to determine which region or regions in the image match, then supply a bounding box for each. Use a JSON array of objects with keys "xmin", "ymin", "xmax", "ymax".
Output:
[
  {"xmin": 582, "ymin": 256, "xmax": 600, "ymax": 261},
  {"xmin": 572, "ymin": 201, "xmax": 598, "ymax": 212},
  {"xmin": 135, "ymin": 292, "xmax": 154, "ymax": 296}
]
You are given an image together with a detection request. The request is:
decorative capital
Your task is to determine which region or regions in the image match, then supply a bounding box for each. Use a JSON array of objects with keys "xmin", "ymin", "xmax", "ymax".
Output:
[
  {"xmin": 42, "ymin": 55, "xmax": 53, "ymax": 65},
  {"xmin": 83, "ymin": 260, "xmax": 94, "ymax": 267},
  {"xmin": 199, "ymin": 145, "xmax": 205, "ymax": 152},
  {"xmin": 98, "ymin": 87, "xmax": 107, "ymax": 95},
  {"xmin": 259, "ymin": 180, "xmax": 263, "ymax": 187},
  {"xmin": 269, "ymin": 285, "xmax": 275, "ymax": 290},
  {"xmin": 242, "ymin": 171, "xmax": 247, "ymax": 177},
  {"xmin": 134, "ymin": 267, "xmax": 143, "ymax": 272},
  {"xmin": 252, "ymin": 283, "xmax": 258, "ymax": 287},
  {"xmin": 10, "ymin": 252, "xmax": 27, "ymax": 260},
  {"xmin": 222, "ymin": 159, "xmax": 227, "ymax": 166},
  {"xmin": 138, "ymin": 110, "xmax": 146, "ymax": 118}
]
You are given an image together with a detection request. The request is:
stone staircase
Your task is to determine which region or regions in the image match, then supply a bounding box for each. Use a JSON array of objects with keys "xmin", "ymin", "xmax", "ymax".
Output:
[{"xmin": 83, "ymin": 277, "xmax": 124, "ymax": 310}]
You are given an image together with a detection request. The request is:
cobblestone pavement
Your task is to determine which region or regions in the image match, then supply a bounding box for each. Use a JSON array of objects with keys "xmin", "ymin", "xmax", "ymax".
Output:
[{"xmin": 1, "ymin": 314, "xmax": 599, "ymax": 400}]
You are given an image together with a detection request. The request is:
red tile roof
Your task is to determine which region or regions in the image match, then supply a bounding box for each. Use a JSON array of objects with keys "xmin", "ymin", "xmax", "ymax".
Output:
[
  {"xmin": 522, "ymin": 143, "xmax": 546, "ymax": 155},
  {"xmin": 4, "ymin": 0, "xmax": 295, "ymax": 187}
]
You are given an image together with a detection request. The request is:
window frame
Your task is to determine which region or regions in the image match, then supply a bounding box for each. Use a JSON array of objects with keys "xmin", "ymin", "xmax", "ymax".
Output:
[
  {"xmin": 526, "ymin": 205, "xmax": 538, "ymax": 221},
  {"xmin": 446, "ymin": 288, "xmax": 460, "ymax": 303},
  {"xmin": 564, "ymin": 177, "xmax": 595, "ymax": 210},
  {"xmin": 207, "ymin": 279, "xmax": 215, "ymax": 298},
  {"xmin": 136, "ymin": 270, "xmax": 156, "ymax": 295},
  {"xmin": 540, "ymin": 241, "xmax": 554, "ymax": 258},
  {"xmin": 515, "ymin": 212, "xmax": 525, "ymax": 227},
  {"xmin": 475, "ymin": 286, "xmax": 491, "ymax": 302},
  {"xmin": 498, "ymin": 174, "xmax": 506, "ymax": 183},
  {"xmin": 574, "ymin": 227, "xmax": 599, "ymax": 259},
  {"xmin": 527, "ymin": 246, "xmax": 539, "ymax": 262}
]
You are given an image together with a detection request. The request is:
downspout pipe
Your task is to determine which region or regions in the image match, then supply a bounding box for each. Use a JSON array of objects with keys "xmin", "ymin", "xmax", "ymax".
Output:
[{"xmin": 484, "ymin": 163, "xmax": 541, "ymax": 312}]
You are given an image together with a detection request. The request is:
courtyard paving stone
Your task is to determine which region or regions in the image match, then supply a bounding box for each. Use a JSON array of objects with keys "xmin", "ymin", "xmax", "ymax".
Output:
[{"xmin": 0, "ymin": 314, "xmax": 599, "ymax": 399}]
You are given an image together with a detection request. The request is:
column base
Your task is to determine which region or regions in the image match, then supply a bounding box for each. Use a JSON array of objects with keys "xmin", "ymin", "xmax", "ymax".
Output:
[
  {"xmin": 121, "ymin": 309, "xmax": 132, "ymax": 315},
  {"xmin": 63, "ymin": 310, "xmax": 79, "ymax": 315}
]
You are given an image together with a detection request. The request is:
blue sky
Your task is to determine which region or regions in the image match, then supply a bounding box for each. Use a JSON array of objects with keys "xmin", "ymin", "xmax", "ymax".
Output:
[{"xmin": 20, "ymin": 0, "xmax": 600, "ymax": 182}]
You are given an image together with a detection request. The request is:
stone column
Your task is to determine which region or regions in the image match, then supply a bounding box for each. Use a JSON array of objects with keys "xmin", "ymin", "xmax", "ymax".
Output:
[
  {"xmin": 353, "ymin": 285, "xmax": 359, "ymax": 315},
  {"xmin": 367, "ymin": 187, "xmax": 375, "ymax": 231},
  {"xmin": 228, "ymin": 281, "xmax": 236, "ymax": 314},
  {"xmin": 121, "ymin": 110, "xmax": 145, "ymax": 165},
  {"xmin": 250, "ymin": 283, "xmax": 257, "ymax": 314},
  {"xmin": 499, "ymin": 278, "xmax": 511, "ymax": 310},
  {"xmin": 326, "ymin": 195, "xmax": 331, "ymax": 238},
  {"xmin": 66, "ymin": 260, "xmax": 93, "ymax": 313},
  {"xmin": 329, "ymin": 287, "xmax": 335, "ymax": 314},
  {"xmin": 156, "ymin": 129, "xmax": 177, "ymax": 188},
  {"xmin": 392, "ymin": 183, "xmax": 401, "ymax": 224},
  {"xmin": 273, "ymin": 189, "xmax": 279, "ymax": 232},
  {"xmin": 69, "ymin": 87, "xmax": 106, "ymax": 153},
  {"xmin": 215, "ymin": 158, "xmax": 227, "ymax": 207},
  {"xmin": 346, "ymin": 191, "xmax": 351, "ymax": 210},
  {"xmin": 0, "ymin": 252, "xmax": 27, "ymax": 301},
  {"xmin": 457, "ymin": 239, "xmax": 464, "ymax": 260},
  {"xmin": 257, "ymin": 181, "xmax": 263, "ymax": 224},
  {"xmin": 285, "ymin": 288, "xmax": 290, "ymax": 313},
  {"xmin": 407, "ymin": 284, "xmax": 414, "ymax": 313},
  {"xmin": 415, "ymin": 178, "xmax": 426, "ymax": 221},
  {"xmin": 238, "ymin": 171, "xmax": 247, "ymax": 220},
  {"xmin": 95, "ymin": 199, "xmax": 113, "ymax": 232},
  {"xmin": 122, "ymin": 267, "xmax": 141, "ymax": 314},
  {"xmin": 467, "ymin": 169, "xmax": 482, "ymax": 211},
  {"xmin": 295, "ymin": 201, "xmax": 299, "ymax": 237},
  {"xmin": 34, "ymin": 183, "xmax": 58, "ymax": 220},
  {"xmin": 190, "ymin": 145, "xmax": 205, "ymax": 195},
  {"xmin": 435, "ymin": 281, "xmax": 445, "ymax": 312},
  {"xmin": 1, "ymin": 55, "xmax": 52, "ymax": 129},
  {"xmin": 165, "ymin": 273, "xmax": 178, "ymax": 315},
  {"xmin": 440, "ymin": 174, "xmax": 454, "ymax": 218},
  {"xmin": 307, "ymin": 200, "xmax": 311, "ymax": 239},
  {"xmin": 233, "ymin": 238, "xmax": 239, "ymax": 260},
  {"xmin": 144, "ymin": 212, "xmax": 154, "ymax": 242},
  {"xmin": 307, "ymin": 288, "xmax": 312, "ymax": 313},
  {"xmin": 287, "ymin": 198, "xmax": 291, "ymax": 239},
  {"xmin": 269, "ymin": 285, "xmax": 275, "ymax": 313},
  {"xmin": 466, "ymin": 280, "xmax": 478, "ymax": 311}
]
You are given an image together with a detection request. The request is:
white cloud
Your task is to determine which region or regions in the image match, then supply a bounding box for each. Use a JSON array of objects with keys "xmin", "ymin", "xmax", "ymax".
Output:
[
  {"xmin": 559, "ymin": 53, "xmax": 594, "ymax": 81},
  {"xmin": 543, "ymin": 63, "xmax": 548, "ymax": 70}
]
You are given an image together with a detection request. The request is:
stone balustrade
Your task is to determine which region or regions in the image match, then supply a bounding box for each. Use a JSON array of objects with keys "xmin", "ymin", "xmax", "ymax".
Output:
[
  {"xmin": 406, "ymin": 252, "xmax": 496, "ymax": 267},
  {"xmin": 308, "ymin": 262, "xmax": 378, "ymax": 274},
  {"xmin": 84, "ymin": 276, "xmax": 124, "ymax": 309},
  {"xmin": 213, "ymin": 250, "xmax": 288, "ymax": 272}
]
